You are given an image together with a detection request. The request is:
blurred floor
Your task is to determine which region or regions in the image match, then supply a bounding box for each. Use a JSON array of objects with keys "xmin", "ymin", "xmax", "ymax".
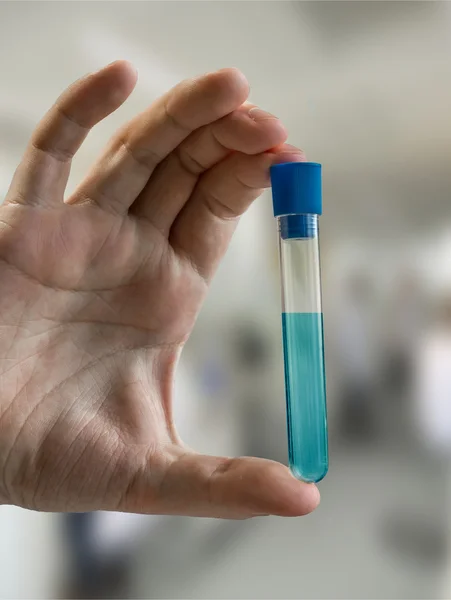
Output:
[{"xmin": 129, "ymin": 423, "xmax": 446, "ymax": 600}]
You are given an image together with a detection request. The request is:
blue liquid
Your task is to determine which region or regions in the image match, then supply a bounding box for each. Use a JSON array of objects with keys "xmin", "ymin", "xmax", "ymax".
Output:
[{"xmin": 281, "ymin": 312, "xmax": 328, "ymax": 482}]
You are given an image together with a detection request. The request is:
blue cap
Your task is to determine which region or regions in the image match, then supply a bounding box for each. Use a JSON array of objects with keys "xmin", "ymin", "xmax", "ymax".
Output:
[{"xmin": 270, "ymin": 162, "xmax": 322, "ymax": 217}]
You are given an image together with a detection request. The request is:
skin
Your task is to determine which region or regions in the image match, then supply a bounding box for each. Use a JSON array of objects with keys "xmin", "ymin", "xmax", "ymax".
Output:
[{"xmin": 0, "ymin": 61, "xmax": 320, "ymax": 518}]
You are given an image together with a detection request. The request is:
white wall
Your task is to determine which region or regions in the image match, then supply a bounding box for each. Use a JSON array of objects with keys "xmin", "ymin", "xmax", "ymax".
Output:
[{"xmin": 0, "ymin": 507, "xmax": 63, "ymax": 599}]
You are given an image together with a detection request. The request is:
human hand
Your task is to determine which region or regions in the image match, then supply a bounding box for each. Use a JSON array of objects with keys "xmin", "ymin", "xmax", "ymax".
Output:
[{"xmin": 0, "ymin": 61, "xmax": 319, "ymax": 517}]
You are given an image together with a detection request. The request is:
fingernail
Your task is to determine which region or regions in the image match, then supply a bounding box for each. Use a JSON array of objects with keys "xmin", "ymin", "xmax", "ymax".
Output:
[
  {"xmin": 248, "ymin": 107, "xmax": 278, "ymax": 121},
  {"xmin": 103, "ymin": 60, "xmax": 135, "ymax": 71},
  {"xmin": 283, "ymin": 144, "xmax": 304, "ymax": 154},
  {"xmin": 89, "ymin": 61, "xmax": 118, "ymax": 75},
  {"xmin": 310, "ymin": 485, "xmax": 321, "ymax": 509},
  {"xmin": 272, "ymin": 145, "xmax": 306, "ymax": 164}
]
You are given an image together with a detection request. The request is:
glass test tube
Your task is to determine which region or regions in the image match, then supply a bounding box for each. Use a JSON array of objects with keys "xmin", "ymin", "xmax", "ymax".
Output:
[{"xmin": 270, "ymin": 162, "xmax": 328, "ymax": 483}]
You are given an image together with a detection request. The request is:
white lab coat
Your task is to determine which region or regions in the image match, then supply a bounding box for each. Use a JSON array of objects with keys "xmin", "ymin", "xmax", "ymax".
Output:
[
  {"xmin": 413, "ymin": 327, "xmax": 451, "ymax": 600},
  {"xmin": 413, "ymin": 328, "xmax": 451, "ymax": 454}
]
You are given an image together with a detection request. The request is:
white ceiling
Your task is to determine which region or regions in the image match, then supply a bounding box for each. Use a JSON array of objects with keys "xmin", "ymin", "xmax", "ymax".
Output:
[{"xmin": 1, "ymin": 1, "xmax": 451, "ymax": 239}]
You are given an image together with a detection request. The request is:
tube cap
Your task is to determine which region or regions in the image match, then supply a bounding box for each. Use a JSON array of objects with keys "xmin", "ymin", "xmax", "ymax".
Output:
[{"xmin": 270, "ymin": 162, "xmax": 322, "ymax": 217}]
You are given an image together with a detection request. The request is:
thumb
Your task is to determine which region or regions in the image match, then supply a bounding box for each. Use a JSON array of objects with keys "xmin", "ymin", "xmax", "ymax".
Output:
[{"xmin": 125, "ymin": 450, "xmax": 320, "ymax": 519}]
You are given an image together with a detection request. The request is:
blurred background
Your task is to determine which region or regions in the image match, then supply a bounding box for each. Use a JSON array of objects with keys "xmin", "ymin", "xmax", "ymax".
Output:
[{"xmin": 1, "ymin": 1, "xmax": 451, "ymax": 598}]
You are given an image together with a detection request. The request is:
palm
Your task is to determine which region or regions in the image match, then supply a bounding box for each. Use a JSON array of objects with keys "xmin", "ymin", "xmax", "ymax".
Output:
[
  {"xmin": 0, "ymin": 61, "xmax": 319, "ymax": 518},
  {"xmin": 3, "ymin": 200, "xmax": 204, "ymax": 336}
]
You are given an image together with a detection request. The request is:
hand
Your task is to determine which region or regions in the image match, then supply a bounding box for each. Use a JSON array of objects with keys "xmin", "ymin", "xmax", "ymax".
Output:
[{"xmin": 0, "ymin": 61, "xmax": 319, "ymax": 518}]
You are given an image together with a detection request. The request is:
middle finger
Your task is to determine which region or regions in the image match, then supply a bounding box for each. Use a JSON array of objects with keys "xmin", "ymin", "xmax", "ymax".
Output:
[{"xmin": 132, "ymin": 104, "xmax": 287, "ymax": 233}]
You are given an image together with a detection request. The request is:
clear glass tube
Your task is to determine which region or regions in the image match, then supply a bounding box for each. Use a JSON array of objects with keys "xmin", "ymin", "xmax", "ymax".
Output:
[{"xmin": 278, "ymin": 213, "xmax": 328, "ymax": 483}]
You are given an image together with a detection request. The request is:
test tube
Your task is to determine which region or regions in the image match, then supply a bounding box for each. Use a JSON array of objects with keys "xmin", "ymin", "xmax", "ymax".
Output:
[{"xmin": 270, "ymin": 162, "xmax": 328, "ymax": 483}]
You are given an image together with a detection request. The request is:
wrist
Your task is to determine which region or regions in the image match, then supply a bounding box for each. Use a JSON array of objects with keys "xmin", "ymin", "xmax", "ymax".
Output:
[
  {"xmin": 0, "ymin": 450, "xmax": 9, "ymax": 506},
  {"xmin": 0, "ymin": 461, "xmax": 9, "ymax": 505},
  {"xmin": 0, "ymin": 396, "xmax": 12, "ymax": 506}
]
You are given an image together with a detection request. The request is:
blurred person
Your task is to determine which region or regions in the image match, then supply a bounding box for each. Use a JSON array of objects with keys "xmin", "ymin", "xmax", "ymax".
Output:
[
  {"xmin": 63, "ymin": 511, "xmax": 131, "ymax": 599},
  {"xmin": 381, "ymin": 269, "xmax": 425, "ymax": 400},
  {"xmin": 380, "ymin": 295, "xmax": 451, "ymax": 569},
  {"xmin": 0, "ymin": 62, "xmax": 320, "ymax": 520},
  {"xmin": 333, "ymin": 271, "xmax": 378, "ymax": 442},
  {"xmin": 414, "ymin": 295, "xmax": 451, "ymax": 456},
  {"xmin": 230, "ymin": 318, "xmax": 277, "ymax": 460}
]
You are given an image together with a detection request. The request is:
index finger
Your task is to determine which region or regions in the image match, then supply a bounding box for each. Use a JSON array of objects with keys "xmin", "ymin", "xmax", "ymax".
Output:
[{"xmin": 6, "ymin": 61, "xmax": 137, "ymax": 208}]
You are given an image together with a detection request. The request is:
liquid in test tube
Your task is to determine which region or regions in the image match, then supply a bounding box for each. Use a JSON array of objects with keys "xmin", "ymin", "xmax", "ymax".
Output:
[{"xmin": 270, "ymin": 162, "xmax": 328, "ymax": 483}]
